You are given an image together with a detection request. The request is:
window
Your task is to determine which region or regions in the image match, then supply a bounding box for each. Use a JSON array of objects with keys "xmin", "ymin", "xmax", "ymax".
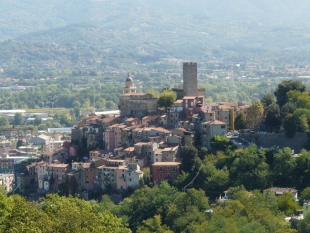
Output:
[
  {"xmin": 159, "ymin": 167, "xmax": 163, "ymax": 171},
  {"xmin": 129, "ymin": 179, "xmax": 132, "ymax": 182},
  {"xmin": 172, "ymin": 167, "xmax": 176, "ymax": 171},
  {"xmin": 156, "ymin": 159, "xmax": 158, "ymax": 162},
  {"xmin": 167, "ymin": 166, "xmax": 170, "ymax": 170},
  {"xmin": 173, "ymin": 174, "xmax": 176, "ymax": 178},
  {"xmin": 159, "ymin": 173, "xmax": 162, "ymax": 177},
  {"xmin": 128, "ymin": 173, "xmax": 131, "ymax": 176},
  {"xmin": 221, "ymin": 125, "xmax": 225, "ymax": 129}
]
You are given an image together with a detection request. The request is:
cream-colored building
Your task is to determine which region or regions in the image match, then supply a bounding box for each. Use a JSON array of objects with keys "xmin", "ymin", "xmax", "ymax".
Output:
[
  {"xmin": 119, "ymin": 76, "xmax": 158, "ymax": 118},
  {"xmin": 201, "ymin": 120, "xmax": 227, "ymax": 148}
]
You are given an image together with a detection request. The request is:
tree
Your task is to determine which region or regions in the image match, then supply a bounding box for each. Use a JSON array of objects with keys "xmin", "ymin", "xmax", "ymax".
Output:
[
  {"xmin": 0, "ymin": 116, "xmax": 9, "ymax": 128},
  {"xmin": 281, "ymin": 102, "xmax": 297, "ymax": 120},
  {"xmin": 287, "ymin": 90, "xmax": 310, "ymax": 109},
  {"xmin": 139, "ymin": 178, "xmax": 145, "ymax": 187},
  {"xmin": 261, "ymin": 93, "xmax": 276, "ymax": 107},
  {"xmin": 272, "ymin": 147, "xmax": 297, "ymax": 187},
  {"xmin": 211, "ymin": 135, "xmax": 231, "ymax": 151},
  {"xmin": 33, "ymin": 116, "xmax": 43, "ymax": 126},
  {"xmin": 283, "ymin": 114, "xmax": 298, "ymax": 138},
  {"xmin": 198, "ymin": 147, "xmax": 208, "ymax": 160},
  {"xmin": 95, "ymin": 98, "xmax": 106, "ymax": 110},
  {"xmin": 147, "ymin": 89, "xmax": 160, "ymax": 98},
  {"xmin": 180, "ymin": 145, "xmax": 199, "ymax": 172},
  {"xmin": 298, "ymin": 211, "xmax": 310, "ymax": 233},
  {"xmin": 59, "ymin": 113, "xmax": 71, "ymax": 127},
  {"xmin": 299, "ymin": 187, "xmax": 310, "ymax": 205},
  {"xmin": 106, "ymin": 101, "xmax": 117, "ymax": 110},
  {"xmin": 229, "ymin": 145, "xmax": 270, "ymax": 190},
  {"xmin": 137, "ymin": 215, "xmax": 173, "ymax": 233},
  {"xmin": 72, "ymin": 101, "xmax": 81, "ymax": 108},
  {"xmin": 13, "ymin": 113, "xmax": 23, "ymax": 125},
  {"xmin": 277, "ymin": 193, "xmax": 299, "ymax": 216},
  {"xmin": 16, "ymin": 139, "xmax": 24, "ymax": 149},
  {"xmin": 265, "ymin": 103, "xmax": 281, "ymax": 131},
  {"xmin": 234, "ymin": 113, "xmax": 247, "ymax": 130},
  {"xmin": 157, "ymin": 89, "xmax": 177, "ymax": 111},
  {"xmin": 246, "ymin": 101, "xmax": 264, "ymax": 129},
  {"xmin": 274, "ymin": 80, "xmax": 306, "ymax": 107}
]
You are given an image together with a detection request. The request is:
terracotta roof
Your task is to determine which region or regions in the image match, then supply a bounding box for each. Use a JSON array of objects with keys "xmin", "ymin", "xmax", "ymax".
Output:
[
  {"xmin": 101, "ymin": 117, "xmax": 115, "ymax": 123},
  {"xmin": 152, "ymin": 127, "xmax": 171, "ymax": 133},
  {"xmin": 264, "ymin": 187, "xmax": 298, "ymax": 193},
  {"xmin": 238, "ymin": 105, "xmax": 251, "ymax": 110},
  {"xmin": 124, "ymin": 147, "xmax": 135, "ymax": 152},
  {"xmin": 155, "ymin": 149, "xmax": 163, "ymax": 154},
  {"xmin": 174, "ymin": 128, "xmax": 192, "ymax": 133},
  {"xmin": 48, "ymin": 163, "xmax": 70, "ymax": 168},
  {"xmin": 203, "ymin": 110, "xmax": 214, "ymax": 113},
  {"xmin": 183, "ymin": 96, "xmax": 204, "ymax": 100},
  {"xmin": 174, "ymin": 100, "xmax": 183, "ymax": 104},
  {"xmin": 163, "ymin": 146, "xmax": 178, "ymax": 151},
  {"xmin": 126, "ymin": 117, "xmax": 137, "ymax": 122},
  {"xmin": 202, "ymin": 120, "xmax": 227, "ymax": 125},
  {"xmin": 152, "ymin": 162, "xmax": 181, "ymax": 166},
  {"xmin": 121, "ymin": 92, "xmax": 146, "ymax": 96},
  {"xmin": 218, "ymin": 102, "xmax": 236, "ymax": 107},
  {"xmin": 90, "ymin": 149, "xmax": 106, "ymax": 154}
]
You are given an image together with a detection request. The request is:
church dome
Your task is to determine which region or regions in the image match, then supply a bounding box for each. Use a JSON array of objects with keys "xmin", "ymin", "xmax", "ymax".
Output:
[
  {"xmin": 126, "ymin": 76, "xmax": 133, "ymax": 82},
  {"xmin": 126, "ymin": 73, "xmax": 133, "ymax": 82}
]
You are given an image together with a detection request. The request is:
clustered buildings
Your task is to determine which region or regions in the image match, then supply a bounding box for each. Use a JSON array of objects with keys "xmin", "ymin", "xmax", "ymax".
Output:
[{"xmin": 18, "ymin": 62, "xmax": 251, "ymax": 197}]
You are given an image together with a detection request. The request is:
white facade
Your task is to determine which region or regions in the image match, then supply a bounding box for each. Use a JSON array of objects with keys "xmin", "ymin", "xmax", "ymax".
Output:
[
  {"xmin": 0, "ymin": 174, "xmax": 14, "ymax": 191},
  {"xmin": 29, "ymin": 135, "xmax": 50, "ymax": 145},
  {"xmin": 126, "ymin": 164, "xmax": 143, "ymax": 188}
]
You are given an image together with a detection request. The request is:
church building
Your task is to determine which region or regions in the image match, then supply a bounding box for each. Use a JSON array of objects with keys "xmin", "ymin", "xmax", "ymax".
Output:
[{"xmin": 119, "ymin": 74, "xmax": 158, "ymax": 118}]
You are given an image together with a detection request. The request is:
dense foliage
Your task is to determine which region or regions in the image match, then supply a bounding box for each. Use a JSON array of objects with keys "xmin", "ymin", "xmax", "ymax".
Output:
[{"xmin": 0, "ymin": 193, "xmax": 130, "ymax": 233}]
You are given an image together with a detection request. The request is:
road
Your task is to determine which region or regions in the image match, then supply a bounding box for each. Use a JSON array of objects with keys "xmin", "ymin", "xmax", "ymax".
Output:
[{"xmin": 227, "ymin": 136, "xmax": 250, "ymax": 148}]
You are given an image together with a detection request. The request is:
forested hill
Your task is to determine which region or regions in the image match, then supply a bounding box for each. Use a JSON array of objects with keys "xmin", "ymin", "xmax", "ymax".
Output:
[
  {"xmin": 1, "ymin": 0, "xmax": 310, "ymax": 72},
  {"xmin": 2, "ymin": 0, "xmax": 310, "ymax": 40}
]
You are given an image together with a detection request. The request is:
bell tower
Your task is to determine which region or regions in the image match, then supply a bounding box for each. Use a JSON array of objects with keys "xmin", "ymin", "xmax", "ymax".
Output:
[{"xmin": 123, "ymin": 73, "xmax": 136, "ymax": 94}]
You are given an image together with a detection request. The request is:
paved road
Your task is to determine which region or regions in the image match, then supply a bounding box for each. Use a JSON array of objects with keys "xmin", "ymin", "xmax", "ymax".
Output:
[{"xmin": 227, "ymin": 136, "xmax": 250, "ymax": 148}]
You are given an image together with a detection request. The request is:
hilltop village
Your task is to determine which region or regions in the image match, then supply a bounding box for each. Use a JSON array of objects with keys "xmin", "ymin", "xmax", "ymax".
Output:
[{"xmin": 13, "ymin": 62, "xmax": 252, "ymax": 198}]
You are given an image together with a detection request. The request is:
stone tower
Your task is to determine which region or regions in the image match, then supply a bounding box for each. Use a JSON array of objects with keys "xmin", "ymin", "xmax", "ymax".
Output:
[
  {"xmin": 123, "ymin": 73, "xmax": 136, "ymax": 94},
  {"xmin": 183, "ymin": 62, "xmax": 198, "ymax": 96}
]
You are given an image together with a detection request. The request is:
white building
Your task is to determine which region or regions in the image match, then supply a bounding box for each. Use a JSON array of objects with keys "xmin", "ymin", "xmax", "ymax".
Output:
[
  {"xmin": 29, "ymin": 134, "xmax": 50, "ymax": 145},
  {"xmin": 0, "ymin": 174, "xmax": 14, "ymax": 191},
  {"xmin": 126, "ymin": 164, "xmax": 143, "ymax": 188}
]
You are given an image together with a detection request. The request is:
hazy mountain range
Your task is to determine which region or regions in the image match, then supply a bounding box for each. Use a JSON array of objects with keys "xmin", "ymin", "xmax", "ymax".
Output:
[{"xmin": 1, "ymin": 0, "xmax": 310, "ymax": 67}]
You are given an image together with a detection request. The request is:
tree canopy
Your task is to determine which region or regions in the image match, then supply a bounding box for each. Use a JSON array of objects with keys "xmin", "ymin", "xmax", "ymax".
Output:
[
  {"xmin": 274, "ymin": 80, "xmax": 306, "ymax": 107},
  {"xmin": 246, "ymin": 101, "xmax": 264, "ymax": 129},
  {"xmin": 157, "ymin": 89, "xmax": 177, "ymax": 111},
  {"xmin": 234, "ymin": 112, "xmax": 247, "ymax": 130}
]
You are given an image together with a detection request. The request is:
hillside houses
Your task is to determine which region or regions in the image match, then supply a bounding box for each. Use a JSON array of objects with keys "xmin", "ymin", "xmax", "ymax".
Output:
[{"xmin": 20, "ymin": 61, "xmax": 252, "ymax": 198}]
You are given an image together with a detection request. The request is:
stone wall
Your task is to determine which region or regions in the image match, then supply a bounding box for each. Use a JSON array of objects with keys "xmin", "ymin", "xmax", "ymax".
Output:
[{"xmin": 244, "ymin": 132, "xmax": 307, "ymax": 153}]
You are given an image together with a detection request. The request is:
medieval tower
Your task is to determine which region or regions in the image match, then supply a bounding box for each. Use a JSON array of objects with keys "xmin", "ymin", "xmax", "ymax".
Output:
[{"xmin": 183, "ymin": 62, "xmax": 198, "ymax": 96}]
